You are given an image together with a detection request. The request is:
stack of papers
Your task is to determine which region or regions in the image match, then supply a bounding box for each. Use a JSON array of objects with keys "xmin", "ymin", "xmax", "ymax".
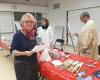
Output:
[
  {"xmin": 51, "ymin": 60, "xmax": 62, "ymax": 66},
  {"xmin": 40, "ymin": 49, "xmax": 51, "ymax": 61}
]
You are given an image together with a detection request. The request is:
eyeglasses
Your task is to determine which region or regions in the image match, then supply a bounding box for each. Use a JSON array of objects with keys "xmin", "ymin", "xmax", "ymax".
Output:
[{"xmin": 23, "ymin": 21, "xmax": 34, "ymax": 24}]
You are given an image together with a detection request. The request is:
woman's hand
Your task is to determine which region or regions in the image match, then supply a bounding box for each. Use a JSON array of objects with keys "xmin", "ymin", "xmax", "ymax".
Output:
[
  {"xmin": 25, "ymin": 51, "xmax": 34, "ymax": 56},
  {"xmin": 81, "ymin": 48, "xmax": 87, "ymax": 54}
]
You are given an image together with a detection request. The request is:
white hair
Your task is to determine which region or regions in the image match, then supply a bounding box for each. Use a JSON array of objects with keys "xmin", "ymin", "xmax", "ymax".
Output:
[{"xmin": 21, "ymin": 13, "xmax": 36, "ymax": 24}]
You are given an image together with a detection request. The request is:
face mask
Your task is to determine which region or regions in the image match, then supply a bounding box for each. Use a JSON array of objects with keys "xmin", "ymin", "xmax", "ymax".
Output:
[{"xmin": 42, "ymin": 25, "xmax": 48, "ymax": 29}]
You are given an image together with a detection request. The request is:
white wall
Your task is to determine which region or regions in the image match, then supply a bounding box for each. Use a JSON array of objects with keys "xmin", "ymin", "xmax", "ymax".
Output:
[
  {"xmin": 1, "ymin": 1, "xmax": 100, "ymax": 43},
  {"xmin": 47, "ymin": 0, "xmax": 100, "ymax": 43},
  {"xmin": 0, "ymin": 3, "xmax": 49, "ymax": 42},
  {"xmin": 0, "ymin": 3, "xmax": 49, "ymax": 33},
  {"xmin": 0, "ymin": 3, "xmax": 48, "ymax": 13},
  {"xmin": 48, "ymin": 0, "xmax": 100, "ymax": 26}
]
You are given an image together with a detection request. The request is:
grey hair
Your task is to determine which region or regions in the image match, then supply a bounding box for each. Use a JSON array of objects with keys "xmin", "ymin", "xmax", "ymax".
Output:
[
  {"xmin": 80, "ymin": 12, "xmax": 90, "ymax": 18},
  {"xmin": 21, "ymin": 13, "xmax": 36, "ymax": 24}
]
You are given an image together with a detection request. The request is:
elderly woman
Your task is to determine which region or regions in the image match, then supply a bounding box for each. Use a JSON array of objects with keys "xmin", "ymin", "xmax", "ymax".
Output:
[{"xmin": 10, "ymin": 13, "xmax": 38, "ymax": 80}]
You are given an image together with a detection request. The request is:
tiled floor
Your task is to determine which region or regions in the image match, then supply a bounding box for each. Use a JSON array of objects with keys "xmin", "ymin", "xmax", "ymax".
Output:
[{"xmin": 0, "ymin": 46, "xmax": 74, "ymax": 80}]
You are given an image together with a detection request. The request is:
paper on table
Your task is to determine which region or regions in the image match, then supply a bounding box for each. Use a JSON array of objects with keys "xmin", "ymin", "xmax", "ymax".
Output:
[
  {"xmin": 32, "ymin": 45, "xmax": 46, "ymax": 52},
  {"xmin": 51, "ymin": 60, "xmax": 62, "ymax": 66},
  {"xmin": 72, "ymin": 62, "xmax": 84, "ymax": 73},
  {"xmin": 40, "ymin": 48, "xmax": 51, "ymax": 61}
]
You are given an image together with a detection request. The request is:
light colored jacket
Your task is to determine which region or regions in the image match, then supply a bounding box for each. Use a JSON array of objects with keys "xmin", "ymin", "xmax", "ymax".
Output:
[{"xmin": 76, "ymin": 20, "xmax": 98, "ymax": 60}]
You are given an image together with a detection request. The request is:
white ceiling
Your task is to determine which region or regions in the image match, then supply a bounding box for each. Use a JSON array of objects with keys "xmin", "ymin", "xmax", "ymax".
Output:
[{"xmin": 0, "ymin": 0, "xmax": 50, "ymax": 7}]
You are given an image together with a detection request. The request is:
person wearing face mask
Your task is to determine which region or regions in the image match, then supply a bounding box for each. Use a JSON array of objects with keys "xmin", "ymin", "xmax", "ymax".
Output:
[
  {"xmin": 10, "ymin": 13, "xmax": 39, "ymax": 80},
  {"xmin": 37, "ymin": 18, "xmax": 53, "ymax": 48}
]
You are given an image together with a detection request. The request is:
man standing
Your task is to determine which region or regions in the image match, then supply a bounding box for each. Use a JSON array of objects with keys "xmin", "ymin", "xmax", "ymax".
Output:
[{"xmin": 76, "ymin": 12, "xmax": 98, "ymax": 60}]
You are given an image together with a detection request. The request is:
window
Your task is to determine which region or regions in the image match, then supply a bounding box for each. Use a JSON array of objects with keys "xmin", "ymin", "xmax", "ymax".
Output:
[{"xmin": 36, "ymin": 13, "xmax": 42, "ymax": 27}]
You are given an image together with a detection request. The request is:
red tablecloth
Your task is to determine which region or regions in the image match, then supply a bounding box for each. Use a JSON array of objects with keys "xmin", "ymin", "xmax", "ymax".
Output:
[{"xmin": 37, "ymin": 51, "xmax": 100, "ymax": 80}]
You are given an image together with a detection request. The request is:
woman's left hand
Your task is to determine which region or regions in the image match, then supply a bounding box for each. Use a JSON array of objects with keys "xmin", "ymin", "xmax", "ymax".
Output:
[{"xmin": 25, "ymin": 51, "xmax": 34, "ymax": 56}]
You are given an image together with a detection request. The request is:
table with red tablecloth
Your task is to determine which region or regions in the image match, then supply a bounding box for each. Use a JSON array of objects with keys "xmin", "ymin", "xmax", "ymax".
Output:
[{"xmin": 37, "ymin": 51, "xmax": 100, "ymax": 80}]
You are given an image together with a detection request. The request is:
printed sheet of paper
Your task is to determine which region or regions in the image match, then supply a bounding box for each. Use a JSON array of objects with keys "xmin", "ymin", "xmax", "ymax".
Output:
[
  {"xmin": 32, "ymin": 45, "xmax": 46, "ymax": 52},
  {"xmin": 51, "ymin": 60, "xmax": 62, "ymax": 66}
]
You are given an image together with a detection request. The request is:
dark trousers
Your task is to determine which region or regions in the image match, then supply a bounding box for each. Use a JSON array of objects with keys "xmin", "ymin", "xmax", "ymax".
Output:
[{"xmin": 14, "ymin": 58, "xmax": 39, "ymax": 80}]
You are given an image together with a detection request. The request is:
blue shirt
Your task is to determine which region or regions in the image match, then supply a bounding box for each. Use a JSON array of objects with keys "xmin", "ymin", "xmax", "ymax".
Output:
[{"xmin": 10, "ymin": 30, "xmax": 37, "ymax": 61}]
